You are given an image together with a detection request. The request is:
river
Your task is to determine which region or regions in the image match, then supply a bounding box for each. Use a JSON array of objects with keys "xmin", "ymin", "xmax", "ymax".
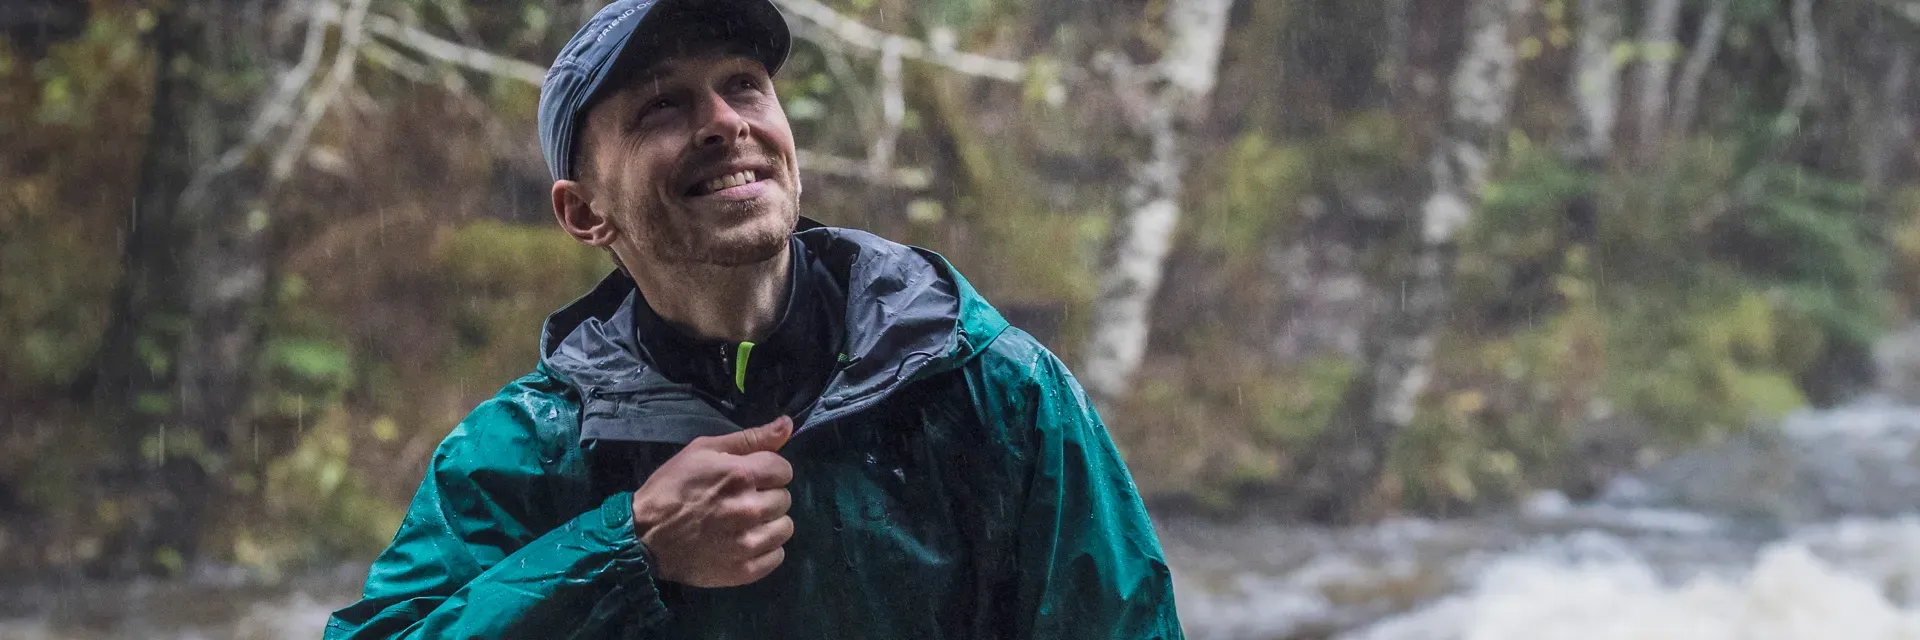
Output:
[{"xmin": 7, "ymin": 398, "xmax": 1920, "ymax": 639}]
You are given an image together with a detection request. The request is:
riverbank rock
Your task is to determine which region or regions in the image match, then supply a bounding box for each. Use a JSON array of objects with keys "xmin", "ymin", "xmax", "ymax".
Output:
[{"xmin": 1604, "ymin": 400, "xmax": 1920, "ymax": 525}]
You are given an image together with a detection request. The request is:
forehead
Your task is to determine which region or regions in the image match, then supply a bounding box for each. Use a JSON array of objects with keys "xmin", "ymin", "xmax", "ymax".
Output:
[
  {"xmin": 578, "ymin": 50, "xmax": 769, "ymax": 143},
  {"xmin": 615, "ymin": 52, "xmax": 765, "ymax": 95}
]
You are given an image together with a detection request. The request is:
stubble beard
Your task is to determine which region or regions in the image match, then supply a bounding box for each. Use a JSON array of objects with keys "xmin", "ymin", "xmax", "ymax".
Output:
[{"xmin": 634, "ymin": 189, "xmax": 798, "ymax": 267}]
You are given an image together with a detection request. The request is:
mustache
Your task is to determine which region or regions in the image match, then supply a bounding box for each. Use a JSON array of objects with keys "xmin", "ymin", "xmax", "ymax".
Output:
[{"xmin": 680, "ymin": 144, "xmax": 782, "ymax": 176}]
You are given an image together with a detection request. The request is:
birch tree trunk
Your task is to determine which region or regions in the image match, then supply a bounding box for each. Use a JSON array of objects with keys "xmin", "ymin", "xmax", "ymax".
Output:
[
  {"xmin": 1381, "ymin": 0, "xmax": 1522, "ymax": 432},
  {"xmin": 1297, "ymin": 0, "xmax": 1523, "ymax": 521},
  {"xmin": 1567, "ymin": 0, "xmax": 1623, "ymax": 244},
  {"xmin": 1633, "ymin": 0, "xmax": 1682, "ymax": 151},
  {"xmin": 1081, "ymin": 0, "xmax": 1236, "ymax": 404},
  {"xmin": 1572, "ymin": 0, "xmax": 1623, "ymax": 162}
]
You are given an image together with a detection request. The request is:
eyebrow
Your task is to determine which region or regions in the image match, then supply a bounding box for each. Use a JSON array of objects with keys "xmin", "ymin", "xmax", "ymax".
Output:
[
  {"xmin": 626, "ymin": 63, "xmax": 677, "ymax": 92},
  {"xmin": 623, "ymin": 57, "xmax": 759, "ymax": 95}
]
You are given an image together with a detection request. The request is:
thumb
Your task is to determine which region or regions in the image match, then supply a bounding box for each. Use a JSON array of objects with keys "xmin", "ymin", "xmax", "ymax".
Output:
[{"xmin": 703, "ymin": 415, "xmax": 793, "ymax": 455}]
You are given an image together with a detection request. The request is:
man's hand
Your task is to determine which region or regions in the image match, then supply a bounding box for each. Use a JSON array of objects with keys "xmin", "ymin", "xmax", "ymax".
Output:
[{"xmin": 631, "ymin": 416, "xmax": 796, "ymax": 588}]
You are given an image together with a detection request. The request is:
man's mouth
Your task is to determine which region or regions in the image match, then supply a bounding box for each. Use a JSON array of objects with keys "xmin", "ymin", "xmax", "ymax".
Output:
[{"xmin": 688, "ymin": 170, "xmax": 762, "ymax": 197}]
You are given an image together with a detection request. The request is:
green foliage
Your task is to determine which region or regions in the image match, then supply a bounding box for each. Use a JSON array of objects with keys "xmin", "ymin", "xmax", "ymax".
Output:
[
  {"xmin": 1456, "ymin": 133, "xmax": 1593, "ymax": 312},
  {"xmin": 1393, "ymin": 126, "xmax": 1888, "ymax": 507},
  {"xmin": 250, "ymin": 406, "xmax": 406, "ymax": 572},
  {"xmin": 1606, "ymin": 291, "xmax": 1813, "ymax": 442},
  {"xmin": 436, "ymin": 220, "xmax": 612, "ymax": 382},
  {"xmin": 0, "ymin": 210, "xmax": 120, "ymax": 386},
  {"xmin": 267, "ymin": 339, "xmax": 355, "ymax": 388},
  {"xmin": 0, "ymin": 7, "xmax": 149, "ymax": 389},
  {"xmin": 1397, "ymin": 277, "xmax": 1606, "ymax": 507},
  {"xmin": 1889, "ymin": 189, "xmax": 1920, "ymax": 312},
  {"xmin": 1719, "ymin": 164, "xmax": 1891, "ymax": 350},
  {"xmin": 1115, "ymin": 351, "xmax": 1351, "ymax": 507},
  {"xmin": 1187, "ymin": 130, "xmax": 1312, "ymax": 266}
]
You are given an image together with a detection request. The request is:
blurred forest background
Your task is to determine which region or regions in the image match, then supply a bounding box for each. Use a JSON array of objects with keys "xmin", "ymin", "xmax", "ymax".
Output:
[{"xmin": 3, "ymin": 0, "xmax": 1920, "ymax": 581}]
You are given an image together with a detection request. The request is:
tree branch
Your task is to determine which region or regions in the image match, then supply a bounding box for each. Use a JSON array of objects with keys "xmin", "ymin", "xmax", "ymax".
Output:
[
  {"xmin": 813, "ymin": 31, "xmax": 880, "ymax": 132},
  {"xmin": 365, "ymin": 13, "xmax": 548, "ymax": 85},
  {"xmin": 272, "ymin": 0, "xmax": 374, "ymax": 181},
  {"xmin": 180, "ymin": 0, "xmax": 333, "ymax": 207},
  {"xmin": 769, "ymin": 0, "xmax": 1027, "ymax": 83},
  {"xmin": 361, "ymin": 39, "xmax": 434, "ymax": 85},
  {"xmin": 1668, "ymin": 0, "xmax": 1727, "ymax": 134},
  {"xmin": 1774, "ymin": 0, "xmax": 1820, "ymax": 134},
  {"xmin": 313, "ymin": 3, "xmax": 548, "ymax": 85},
  {"xmin": 797, "ymin": 149, "xmax": 931, "ymax": 189},
  {"xmin": 315, "ymin": 3, "xmax": 941, "ymax": 188}
]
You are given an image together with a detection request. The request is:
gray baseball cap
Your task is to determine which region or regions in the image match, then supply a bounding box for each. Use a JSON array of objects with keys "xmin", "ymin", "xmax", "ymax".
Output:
[{"xmin": 538, "ymin": 0, "xmax": 792, "ymax": 182}]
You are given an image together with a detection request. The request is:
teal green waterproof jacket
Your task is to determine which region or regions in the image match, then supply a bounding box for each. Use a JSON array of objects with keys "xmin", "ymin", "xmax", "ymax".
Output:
[{"xmin": 324, "ymin": 226, "xmax": 1182, "ymax": 638}]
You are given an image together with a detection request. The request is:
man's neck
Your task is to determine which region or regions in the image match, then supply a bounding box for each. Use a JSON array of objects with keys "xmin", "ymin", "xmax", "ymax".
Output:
[{"xmin": 626, "ymin": 244, "xmax": 791, "ymax": 344}]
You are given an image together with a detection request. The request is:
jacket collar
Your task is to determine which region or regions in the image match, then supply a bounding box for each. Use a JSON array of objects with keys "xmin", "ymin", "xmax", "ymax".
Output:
[{"xmin": 538, "ymin": 220, "xmax": 1009, "ymax": 445}]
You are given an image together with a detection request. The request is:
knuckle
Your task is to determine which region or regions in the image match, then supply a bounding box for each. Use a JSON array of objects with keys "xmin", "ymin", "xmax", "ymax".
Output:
[
  {"xmin": 723, "ymin": 461, "xmax": 758, "ymax": 485},
  {"xmin": 767, "ymin": 494, "xmax": 791, "ymax": 518},
  {"xmin": 772, "ymin": 519, "xmax": 796, "ymax": 543}
]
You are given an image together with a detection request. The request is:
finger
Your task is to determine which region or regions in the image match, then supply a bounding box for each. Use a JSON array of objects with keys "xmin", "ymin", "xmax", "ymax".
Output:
[
  {"xmin": 728, "ymin": 487, "xmax": 791, "ymax": 523},
  {"xmin": 737, "ymin": 450, "xmax": 794, "ymax": 488},
  {"xmin": 741, "ymin": 515, "xmax": 795, "ymax": 556},
  {"xmin": 740, "ymin": 546, "xmax": 787, "ymax": 584},
  {"xmin": 698, "ymin": 416, "xmax": 793, "ymax": 455}
]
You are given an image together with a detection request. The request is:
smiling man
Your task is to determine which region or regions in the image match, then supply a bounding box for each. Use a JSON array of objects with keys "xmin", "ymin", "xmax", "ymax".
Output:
[{"xmin": 324, "ymin": 0, "xmax": 1182, "ymax": 638}]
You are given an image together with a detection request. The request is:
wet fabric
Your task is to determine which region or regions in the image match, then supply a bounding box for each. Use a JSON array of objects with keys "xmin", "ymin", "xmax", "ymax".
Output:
[{"xmin": 324, "ymin": 224, "xmax": 1184, "ymax": 639}]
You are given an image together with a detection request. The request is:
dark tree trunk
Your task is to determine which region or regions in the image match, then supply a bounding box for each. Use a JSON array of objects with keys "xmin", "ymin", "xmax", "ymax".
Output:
[{"xmin": 92, "ymin": 2, "xmax": 280, "ymax": 576}]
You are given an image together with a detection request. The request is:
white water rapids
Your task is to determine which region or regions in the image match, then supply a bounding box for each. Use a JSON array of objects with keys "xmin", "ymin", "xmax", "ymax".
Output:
[
  {"xmin": 7, "ymin": 399, "xmax": 1920, "ymax": 639},
  {"xmin": 1173, "ymin": 397, "xmax": 1920, "ymax": 639}
]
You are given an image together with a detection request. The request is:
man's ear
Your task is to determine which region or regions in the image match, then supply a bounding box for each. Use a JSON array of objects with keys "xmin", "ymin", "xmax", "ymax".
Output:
[{"xmin": 552, "ymin": 179, "xmax": 617, "ymax": 248}]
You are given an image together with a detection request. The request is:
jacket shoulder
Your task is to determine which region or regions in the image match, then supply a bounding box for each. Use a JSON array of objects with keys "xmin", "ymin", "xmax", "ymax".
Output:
[
  {"xmin": 959, "ymin": 327, "xmax": 1101, "ymax": 434},
  {"xmin": 967, "ymin": 327, "xmax": 1078, "ymax": 396},
  {"xmin": 425, "ymin": 368, "xmax": 593, "ymax": 529},
  {"xmin": 441, "ymin": 368, "xmax": 582, "ymax": 463}
]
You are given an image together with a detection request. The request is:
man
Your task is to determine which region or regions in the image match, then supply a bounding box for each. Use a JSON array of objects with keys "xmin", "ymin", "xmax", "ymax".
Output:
[{"xmin": 325, "ymin": 0, "xmax": 1182, "ymax": 637}]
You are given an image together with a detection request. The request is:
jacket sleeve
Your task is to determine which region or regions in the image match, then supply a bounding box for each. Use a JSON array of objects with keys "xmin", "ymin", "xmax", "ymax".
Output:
[
  {"xmin": 1006, "ymin": 344, "xmax": 1185, "ymax": 639},
  {"xmin": 324, "ymin": 394, "xmax": 669, "ymax": 639}
]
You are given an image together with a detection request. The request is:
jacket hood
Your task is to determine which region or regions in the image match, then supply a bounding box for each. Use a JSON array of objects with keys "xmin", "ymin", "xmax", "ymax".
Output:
[{"xmin": 538, "ymin": 221, "xmax": 1009, "ymax": 445}]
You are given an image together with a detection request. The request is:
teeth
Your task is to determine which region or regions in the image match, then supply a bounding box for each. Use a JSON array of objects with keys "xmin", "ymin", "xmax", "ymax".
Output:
[{"xmin": 702, "ymin": 170, "xmax": 756, "ymax": 194}]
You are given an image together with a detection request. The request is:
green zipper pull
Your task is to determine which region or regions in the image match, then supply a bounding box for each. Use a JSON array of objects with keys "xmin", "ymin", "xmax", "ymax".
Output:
[{"xmin": 734, "ymin": 341, "xmax": 755, "ymax": 393}]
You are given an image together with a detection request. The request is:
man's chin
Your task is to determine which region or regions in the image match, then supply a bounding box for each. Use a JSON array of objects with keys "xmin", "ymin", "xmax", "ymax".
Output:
[{"xmin": 675, "ymin": 211, "xmax": 793, "ymax": 266}]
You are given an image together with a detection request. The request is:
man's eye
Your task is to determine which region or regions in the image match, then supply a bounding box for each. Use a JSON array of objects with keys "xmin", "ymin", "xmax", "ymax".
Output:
[{"xmin": 733, "ymin": 77, "xmax": 759, "ymax": 92}]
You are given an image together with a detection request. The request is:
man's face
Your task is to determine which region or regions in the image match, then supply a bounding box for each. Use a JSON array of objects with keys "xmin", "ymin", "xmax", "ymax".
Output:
[{"xmin": 576, "ymin": 50, "xmax": 799, "ymax": 267}]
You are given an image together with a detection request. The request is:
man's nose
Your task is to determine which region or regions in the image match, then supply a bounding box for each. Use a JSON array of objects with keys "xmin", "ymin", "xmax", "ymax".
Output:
[{"xmin": 694, "ymin": 92, "xmax": 749, "ymax": 149}]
